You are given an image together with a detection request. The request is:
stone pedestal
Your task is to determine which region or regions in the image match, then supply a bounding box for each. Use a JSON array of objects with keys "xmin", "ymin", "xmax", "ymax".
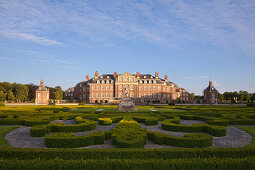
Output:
[{"xmin": 117, "ymin": 98, "xmax": 137, "ymax": 112}]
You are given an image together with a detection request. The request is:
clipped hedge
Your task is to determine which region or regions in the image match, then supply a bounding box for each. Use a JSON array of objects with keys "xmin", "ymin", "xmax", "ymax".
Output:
[
  {"xmin": 147, "ymin": 131, "xmax": 213, "ymax": 148},
  {"xmin": 44, "ymin": 131, "xmax": 106, "ymax": 148},
  {"xmin": 98, "ymin": 118, "xmax": 112, "ymax": 125},
  {"xmin": 229, "ymin": 119, "xmax": 255, "ymax": 125},
  {"xmin": 132, "ymin": 116, "xmax": 158, "ymax": 126},
  {"xmin": 206, "ymin": 119, "xmax": 229, "ymax": 126},
  {"xmin": 30, "ymin": 117, "xmax": 96, "ymax": 137},
  {"xmin": 1, "ymin": 148, "xmax": 255, "ymax": 160},
  {"xmin": 162, "ymin": 119, "xmax": 226, "ymax": 137},
  {"xmin": 111, "ymin": 117, "xmax": 147, "ymax": 148},
  {"xmin": 1, "ymin": 157, "xmax": 255, "ymax": 170}
]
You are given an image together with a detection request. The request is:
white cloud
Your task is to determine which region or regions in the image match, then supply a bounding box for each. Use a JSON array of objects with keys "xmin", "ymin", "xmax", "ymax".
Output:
[{"xmin": 0, "ymin": 30, "xmax": 62, "ymax": 46}]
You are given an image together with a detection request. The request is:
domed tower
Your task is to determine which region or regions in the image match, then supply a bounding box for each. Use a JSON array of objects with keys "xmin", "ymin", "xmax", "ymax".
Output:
[{"xmin": 35, "ymin": 81, "xmax": 49, "ymax": 104}]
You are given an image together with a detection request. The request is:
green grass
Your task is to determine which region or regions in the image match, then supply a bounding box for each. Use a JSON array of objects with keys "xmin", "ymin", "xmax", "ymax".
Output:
[
  {"xmin": 0, "ymin": 126, "xmax": 18, "ymax": 148},
  {"xmin": 237, "ymin": 126, "xmax": 255, "ymax": 147}
]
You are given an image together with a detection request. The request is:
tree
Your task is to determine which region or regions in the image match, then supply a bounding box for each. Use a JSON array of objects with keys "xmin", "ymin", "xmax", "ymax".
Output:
[
  {"xmin": 0, "ymin": 91, "xmax": 6, "ymax": 102},
  {"xmin": 12, "ymin": 84, "xmax": 29, "ymax": 102},
  {"xmin": 190, "ymin": 93, "xmax": 195, "ymax": 101},
  {"xmin": 53, "ymin": 86, "xmax": 63, "ymax": 100},
  {"xmin": 7, "ymin": 91, "xmax": 15, "ymax": 101},
  {"xmin": 218, "ymin": 93, "xmax": 224, "ymax": 101}
]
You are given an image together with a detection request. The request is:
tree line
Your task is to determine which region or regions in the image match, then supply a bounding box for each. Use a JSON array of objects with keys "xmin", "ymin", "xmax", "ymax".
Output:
[{"xmin": 0, "ymin": 82, "xmax": 64, "ymax": 102}]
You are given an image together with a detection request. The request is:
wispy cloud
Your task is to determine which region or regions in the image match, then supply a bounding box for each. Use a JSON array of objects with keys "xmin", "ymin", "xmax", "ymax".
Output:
[
  {"xmin": 0, "ymin": 0, "xmax": 255, "ymax": 56},
  {"xmin": 0, "ymin": 30, "xmax": 62, "ymax": 46}
]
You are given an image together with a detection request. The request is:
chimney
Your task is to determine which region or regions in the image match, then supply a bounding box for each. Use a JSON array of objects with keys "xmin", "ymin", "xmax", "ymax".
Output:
[
  {"xmin": 40, "ymin": 81, "xmax": 44, "ymax": 85},
  {"xmin": 86, "ymin": 75, "xmax": 89, "ymax": 81},
  {"xmin": 155, "ymin": 72, "xmax": 159, "ymax": 79},
  {"xmin": 136, "ymin": 72, "xmax": 140, "ymax": 78},
  {"xmin": 209, "ymin": 81, "xmax": 212, "ymax": 86},
  {"xmin": 165, "ymin": 75, "xmax": 168, "ymax": 81},
  {"xmin": 95, "ymin": 71, "xmax": 98, "ymax": 78},
  {"xmin": 114, "ymin": 72, "xmax": 117, "ymax": 77}
]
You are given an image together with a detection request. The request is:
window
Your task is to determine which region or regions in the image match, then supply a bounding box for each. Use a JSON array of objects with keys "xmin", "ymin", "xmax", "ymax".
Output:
[
  {"xmin": 83, "ymin": 94, "xmax": 86, "ymax": 98},
  {"xmin": 139, "ymin": 86, "xmax": 142, "ymax": 91},
  {"xmin": 106, "ymin": 86, "xmax": 109, "ymax": 90},
  {"xmin": 106, "ymin": 93, "xmax": 109, "ymax": 98},
  {"xmin": 102, "ymin": 80, "xmax": 105, "ymax": 84},
  {"xmin": 101, "ymin": 93, "xmax": 104, "ymax": 98},
  {"xmin": 97, "ymin": 93, "xmax": 99, "ymax": 98},
  {"xmin": 38, "ymin": 93, "xmax": 41, "ymax": 99},
  {"xmin": 167, "ymin": 88, "xmax": 170, "ymax": 92},
  {"xmin": 139, "ymin": 93, "xmax": 142, "ymax": 98},
  {"xmin": 144, "ymin": 80, "xmax": 147, "ymax": 84},
  {"xmin": 139, "ymin": 80, "xmax": 142, "ymax": 83},
  {"xmin": 153, "ymin": 93, "xmax": 157, "ymax": 98},
  {"xmin": 144, "ymin": 86, "xmax": 147, "ymax": 91},
  {"xmin": 153, "ymin": 86, "xmax": 156, "ymax": 90},
  {"xmin": 107, "ymin": 76, "xmax": 109, "ymax": 78},
  {"xmin": 92, "ymin": 86, "xmax": 95, "ymax": 90},
  {"xmin": 97, "ymin": 85, "xmax": 99, "ymax": 90},
  {"xmin": 212, "ymin": 93, "xmax": 215, "ymax": 99},
  {"xmin": 111, "ymin": 93, "xmax": 114, "ymax": 97},
  {"xmin": 106, "ymin": 80, "xmax": 109, "ymax": 84},
  {"xmin": 111, "ymin": 80, "xmax": 113, "ymax": 83},
  {"xmin": 149, "ymin": 86, "xmax": 152, "ymax": 91},
  {"xmin": 131, "ymin": 85, "xmax": 134, "ymax": 90},
  {"xmin": 111, "ymin": 86, "xmax": 113, "ymax": 91},
  {"xmin": 149, "ymin": 93, "xmax": 152, "ymax": 98},
  {"xmin": 130, "ymin": 92, "xmax": 134, "ymax": 97},
  {"xmin": 101, "ymin": 86, "xmax": 104, "ymax": 90},
  {"xmin": 83, "ymin": 87, "xmax": 86, "ymax": 91},
  {"xmin": 100, "ymin": 76, "xmax": 103, "ymax": 78},
  {"xmin": 163, "ymin": 94, "xmax": 166, "ymax": 98},
  {"xmin": 149, "ymin": 80, "xmax": 151, "ymax": 84},
  {"xmin": 167, "ymin": 94, "xmax": 170, "ymax": 98},
  {"xmin": 158, "ymin": 93, "xmax": 161, "ymax": 98},
  {"xmin": 119, "ymin": 92, "xmax": 122, "ymax": 98},
  {"xmin": 97, "ymin": 80, "xmax": 100, "ymax": 84},
  {"xmin": 163, "ymin": 88, "xmax": 166, "ymax": 92},
  {"xmin": 92, "ymin": 93, "xmax": 95, "ymax": 98},
  {"xmin": 158, "ymin": 86, "xmax": 161, "ymax": 91},
  {"xmin": 173, "ymin": 94, "xmax": 176, "ymax": 99},
  {"xmin": 144, "ymin": 93, "xmax": 147, "ymax": 98},
  {"xmin": 131, "ymin": 77, "xmax": 134, "ymax": 81},
  {"xmin": 144, "ymin": 76, "xmax": 146, "ymax": 78},
  {"xmin": 154, "ymin": 80, "xmax": 156, "ymax": 84},
  {"xmin": 119, "ymin": 85, "xmax": 122, "ymax": 90}
]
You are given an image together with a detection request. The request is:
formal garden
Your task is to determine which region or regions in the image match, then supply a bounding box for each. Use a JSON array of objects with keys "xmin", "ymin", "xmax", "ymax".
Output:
[{"xmin": 0, "ymin": 104, "xmax": 255, "ymax": 169}]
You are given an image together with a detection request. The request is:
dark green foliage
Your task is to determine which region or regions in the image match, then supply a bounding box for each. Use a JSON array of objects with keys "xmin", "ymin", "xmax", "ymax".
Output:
[
  {"xmin": 44, "ymin": 131, "xmax": 105, "ymax": 148},
  {"xmin": 132, "ymin": 116, "xmax": 158, "ymax": 125},
  {"xmin": 247, "ymin": 103, "xmax": 255, "ymax": 107},
  {"xmin": 162, "ymin": 119, "xmax": 226, "ymax": 137},
  {"xmin": 148, "ymin": 131, "xmax": 213, "ymax": 148}
]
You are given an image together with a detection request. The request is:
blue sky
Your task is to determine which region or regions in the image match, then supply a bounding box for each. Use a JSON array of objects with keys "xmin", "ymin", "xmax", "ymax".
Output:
[{"xmin": 0, "ymin": 0, "xmax": 255, "ymax": 95}]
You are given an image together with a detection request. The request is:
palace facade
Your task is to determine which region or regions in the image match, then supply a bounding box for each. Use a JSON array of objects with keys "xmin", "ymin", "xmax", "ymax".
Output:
[{"xmin": 74, "ymin": 72, "xmax": 190, "ymax": 103}]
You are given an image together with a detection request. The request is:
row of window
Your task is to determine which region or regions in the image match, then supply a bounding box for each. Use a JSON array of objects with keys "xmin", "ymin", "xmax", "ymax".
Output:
[
  {"xmin": 91, "ymin": 85, "xmax": 114, "ymax": 91},
  {"xmin": 97, "ymin": 80, "xmax": 114, "ymax": 84},
  {"xmin": 92, "ymin": 93, "xmax": 114, "ymax": 98}
]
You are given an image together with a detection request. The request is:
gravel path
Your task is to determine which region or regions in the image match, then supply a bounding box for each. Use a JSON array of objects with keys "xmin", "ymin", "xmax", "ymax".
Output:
[
  {"xmin": 3, "ymin": 119, "xmax": 254, "ymax": 149},
  {"xmin": 4, "ymin": 125, "xmax": 46, "ymax": 148}
]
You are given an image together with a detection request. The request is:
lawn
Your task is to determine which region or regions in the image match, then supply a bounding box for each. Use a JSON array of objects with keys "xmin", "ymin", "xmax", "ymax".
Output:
[
  {"xmin": 237, "ymin": 126, "xmax": 255, "ymax": 147},
  {"xmin": 0, "ymin": 126, "xmax": 18, "ymax": 148}
]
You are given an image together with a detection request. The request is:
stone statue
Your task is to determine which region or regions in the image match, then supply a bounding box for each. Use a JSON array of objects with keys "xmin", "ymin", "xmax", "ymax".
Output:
[{"xmin": 124, "ymin": 85, "xmax": 129, "ymax": 98}]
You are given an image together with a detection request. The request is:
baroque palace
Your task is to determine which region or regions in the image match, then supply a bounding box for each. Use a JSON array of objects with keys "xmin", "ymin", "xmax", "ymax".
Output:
[{"xmin": 74, "ymin": 72, "xmax": 190, "ymax": 103}]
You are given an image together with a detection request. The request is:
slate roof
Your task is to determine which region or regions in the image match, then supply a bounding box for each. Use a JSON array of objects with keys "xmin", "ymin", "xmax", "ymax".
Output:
[{"xmin": 37, "ymin": 83, "xmax": 49, "ymax": 91}]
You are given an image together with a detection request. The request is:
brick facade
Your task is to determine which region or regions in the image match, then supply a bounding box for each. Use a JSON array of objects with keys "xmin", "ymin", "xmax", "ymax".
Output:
[
  {"xmin": 74, "ymin": 72, "xmax": 190, "ymax": 103},
  {"xmin": 203, "ymin": 81, "xmax": 219, "ymax": 103},
  {"xmin": 35, "ymin": 81, "xmax": 49, "ymax": 104}
]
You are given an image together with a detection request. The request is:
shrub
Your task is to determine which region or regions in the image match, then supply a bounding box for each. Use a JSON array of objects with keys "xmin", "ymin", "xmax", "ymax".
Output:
[
  {"xmin": 111, "ymin": 117, "xmax": 147, "ymax": 148},
  {"xmin": 44, "ymin": 131, "xmax": 106, "ymax": 148},
  {"xmin": 0, "ymin": 102, "xmax": 5, "ymax": 106},
  {"xmin": 247, "ymin": 103, "xmax": 255, "ymax": 107},
  {"xmin": 98, "ymin": 118, "xmax": 112, "ymax": 125},
  {"xmin": 132, "ymin": 116, "xmax": 158, "ymax": 126},
  {"xmin": 162, "ymin": 120, "xmax": 226, "ymax": 137},
  {"xmin": 148, "ymin": 131, "xmax": 213, "ymax": 148},
  {"xmin": 206, "ymin": 119, "xmax": 229, "ymax": 126},
  {"xmin": 79, "ymin": 102, "xmax": 84, "ymax": 105}
]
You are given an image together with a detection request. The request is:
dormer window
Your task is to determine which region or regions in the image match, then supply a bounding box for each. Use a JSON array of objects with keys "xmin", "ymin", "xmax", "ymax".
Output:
[
  {"xmin": 97, "ymin": 80, "xmax": 100, "ymax": 84},
  {"xmin": 149, "ymin": 80, "xmax": 151, "ymax": 84},
  {"xmin": 153, "ymin": 80, "xmax": 156, "ymax": 84},
  {"xmin": 107, "ymin": 76, "xmax": 109, "ymax": 78},
  {"xmin": 106, "ymin": 80, "xmax": 109, "ymax": 84},
  {"xmin": 151, "ymin": 76, "xmax": 153, "ymax": 78},
  {"xmin": 100, "ymin": 76, "xmax": 103, "ymax": 78},
  {"xmin": 144, "ymin": 76, "xmax": 146, "ymax": 78},
  {"xmin": 102, "ymin": 80, "xmax": 105, "ymax": 84},
  {"xmin": 139, "ymin": 80, "xmax": 142, "ymax": 83},
  {"xmin": 144, "ymin": 80, "xmax": 147, "ymax": 84}
]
